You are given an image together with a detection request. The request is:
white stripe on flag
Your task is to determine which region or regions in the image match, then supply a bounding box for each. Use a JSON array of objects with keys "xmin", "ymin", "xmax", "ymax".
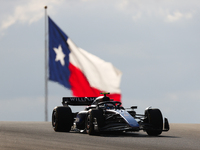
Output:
[{"xmin": 67, "ymin": 38, "xmax": 122, "ymax": 94}]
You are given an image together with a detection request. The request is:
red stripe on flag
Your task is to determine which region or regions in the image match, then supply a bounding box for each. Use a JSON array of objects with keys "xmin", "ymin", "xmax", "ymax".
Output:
[{"xmin": 69, "ymin": 63, "xmax": 121, "ymax": 102}]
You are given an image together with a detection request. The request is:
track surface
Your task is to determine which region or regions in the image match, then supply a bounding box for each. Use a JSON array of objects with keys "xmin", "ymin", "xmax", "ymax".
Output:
[{"xmin": 0, "ymin": 122, "xmax": 199, "ymax": 150}]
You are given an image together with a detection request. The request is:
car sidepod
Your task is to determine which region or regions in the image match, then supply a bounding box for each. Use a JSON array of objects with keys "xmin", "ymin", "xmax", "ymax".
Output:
[
  {"xmin": 75, "ymin": 111, "xmax": 88, "ymax": 130},
  {"xmin": 100, "ymin": 109, "xmax": 140, "ymax": 132},
  {"xmin": 116, "ymin": 110, "xmax": 140, "ymax": 130}
]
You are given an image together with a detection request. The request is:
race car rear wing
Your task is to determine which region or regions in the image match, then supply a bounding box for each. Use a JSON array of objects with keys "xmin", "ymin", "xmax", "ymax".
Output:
[{"xmin": 62, "ymin": 97, "xmax": 97, "ymax": 106}]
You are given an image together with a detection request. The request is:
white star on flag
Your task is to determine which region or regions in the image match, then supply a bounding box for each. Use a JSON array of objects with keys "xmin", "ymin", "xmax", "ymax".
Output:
[{"xmin": 53, "ymin": 45, "xmax": 66, "ymax": 66}]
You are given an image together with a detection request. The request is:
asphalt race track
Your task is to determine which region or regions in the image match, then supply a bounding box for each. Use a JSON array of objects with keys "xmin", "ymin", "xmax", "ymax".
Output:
[{"xmin": 0, "ymin": 122, "xmax": 199, "ymax": 150}]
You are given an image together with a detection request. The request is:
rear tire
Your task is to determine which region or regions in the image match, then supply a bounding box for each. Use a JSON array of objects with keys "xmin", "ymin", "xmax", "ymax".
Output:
[
  {"xmin": 52, "ymin": 106, "xmax": 73, "ymax": 132},
  {"xmin": 145, "ymin": 108, "xmax": 163, "ymax": 136}
]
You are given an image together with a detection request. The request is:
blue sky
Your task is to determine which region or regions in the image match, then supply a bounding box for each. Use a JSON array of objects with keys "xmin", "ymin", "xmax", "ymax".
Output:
[{"xmin": 0, "ymin": 0, "xmax": 200, "ymax": 123}]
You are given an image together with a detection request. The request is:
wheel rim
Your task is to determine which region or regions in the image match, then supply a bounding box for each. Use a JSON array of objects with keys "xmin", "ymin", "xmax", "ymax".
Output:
[
  {"xmin": 52, "ymin": 111, "xmax": 56, "ymax": 127},
  {"xmin": 87, "ymin": 115, "xmax": 90, "ymax": 130}
]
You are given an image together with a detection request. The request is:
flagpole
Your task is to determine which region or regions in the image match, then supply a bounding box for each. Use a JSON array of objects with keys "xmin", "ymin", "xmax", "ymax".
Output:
[{"xmin": 44, "ymin": 6, "xmax": 48, "ymax": 122}]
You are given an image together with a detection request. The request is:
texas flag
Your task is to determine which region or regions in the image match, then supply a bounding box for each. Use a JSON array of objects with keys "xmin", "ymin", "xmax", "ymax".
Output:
[{"xmin": 48, "ymin": 17, "xmax": 122, "ymax": 102}]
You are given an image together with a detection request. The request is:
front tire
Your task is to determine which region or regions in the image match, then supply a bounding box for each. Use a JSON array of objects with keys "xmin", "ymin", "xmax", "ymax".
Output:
[
  {"xmin": 52, "ymin": 106, "xmax": 73, "ymax": 132},
  {"xmin": 145, "ymin": 108, "xmax": 163, "ymax": 136}
]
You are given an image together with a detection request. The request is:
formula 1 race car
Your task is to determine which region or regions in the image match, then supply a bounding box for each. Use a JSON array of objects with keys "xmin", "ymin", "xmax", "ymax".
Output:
[{"xmin": 52, "ymin": 93, "xmax": 169, "ymax": 136}]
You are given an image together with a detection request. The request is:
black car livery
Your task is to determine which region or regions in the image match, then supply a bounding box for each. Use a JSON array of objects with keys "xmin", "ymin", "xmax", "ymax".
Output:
[{"xmin": 52, "ymin": 93, "xmax": 169, "ymax": 136}]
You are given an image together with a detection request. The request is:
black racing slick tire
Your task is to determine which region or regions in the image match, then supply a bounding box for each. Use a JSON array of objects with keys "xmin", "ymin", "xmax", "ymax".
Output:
[
  {"xmin": 86, "ymin": 109, "xmax": 104, "ymax": 135},
  {"xmin": 145, "ymin": 108, "xmax": 163, "ymax": 136},
  {"xmin": 52, "ymin": 106, "xmax": 73, "ymax": 132}
]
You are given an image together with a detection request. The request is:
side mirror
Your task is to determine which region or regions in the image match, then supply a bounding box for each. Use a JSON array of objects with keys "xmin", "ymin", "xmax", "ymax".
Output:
[{"xmin": 131, "ymin": 106, "xmax": 137, "ymax": 109}]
